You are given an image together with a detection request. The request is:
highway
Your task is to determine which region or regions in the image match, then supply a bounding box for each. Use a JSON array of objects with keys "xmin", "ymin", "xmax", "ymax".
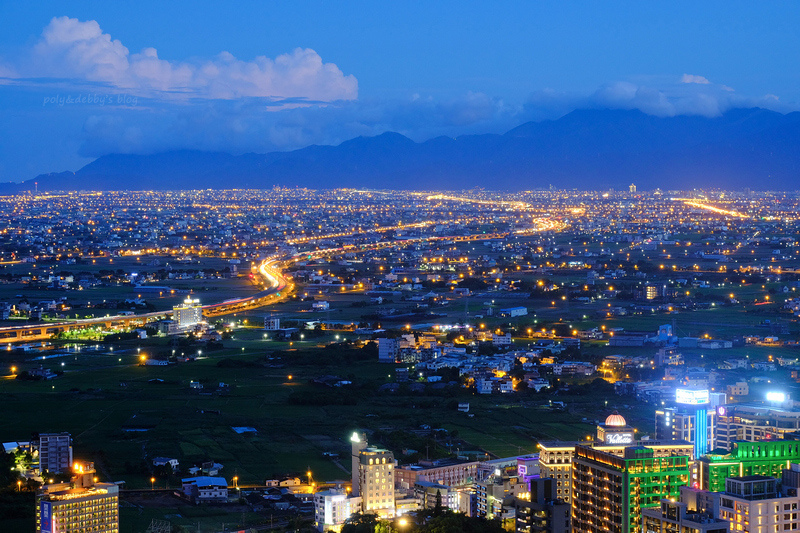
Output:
[
  {"xmin": 0, "ymin": 257, "xmax": 293, "ymax": 342},
  {"xmin": 0, "ymin": 213, "xmax": 562, "ymax": 342}
]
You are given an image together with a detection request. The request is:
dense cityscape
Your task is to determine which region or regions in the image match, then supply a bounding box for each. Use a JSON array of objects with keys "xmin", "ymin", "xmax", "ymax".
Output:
[
  {"xmin": 3, "ymin": 3, "xmax": 800, "ymax": 533},
  {"xmin": 1, "ymin": 188, "xmax": 800, "ymax": 532}
]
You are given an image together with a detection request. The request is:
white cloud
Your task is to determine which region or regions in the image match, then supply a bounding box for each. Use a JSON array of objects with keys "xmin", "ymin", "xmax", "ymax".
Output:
[
  {"xmin": 681, "ymin": 73, "xmax": 711, "ymax": 84},
  {"xmin": 523, "ymin": 75, "xmax": 792, "ymax": 119},
  {"xmin": 10, "ymin": 16, "xmax": 357, "ymax": 101}
]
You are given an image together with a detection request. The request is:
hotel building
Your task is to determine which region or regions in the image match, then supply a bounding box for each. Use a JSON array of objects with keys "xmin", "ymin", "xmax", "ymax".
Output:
[{"xmin": 36, "ymin": 463, "xmax": 119, "ymax": 533}]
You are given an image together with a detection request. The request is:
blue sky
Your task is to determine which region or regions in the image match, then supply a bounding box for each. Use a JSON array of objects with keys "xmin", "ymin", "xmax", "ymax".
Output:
[{"xmin": 1, "ymin": 1, "xmax": 798, "ymax": 181}]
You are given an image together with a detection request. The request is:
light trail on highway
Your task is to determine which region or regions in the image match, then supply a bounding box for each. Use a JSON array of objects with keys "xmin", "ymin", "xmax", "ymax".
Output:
[{"xmin": 681, "ymin": 200, "xmax": 751, "ymax": 219}]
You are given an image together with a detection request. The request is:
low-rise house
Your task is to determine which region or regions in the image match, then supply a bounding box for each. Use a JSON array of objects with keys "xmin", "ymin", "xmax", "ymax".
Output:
[
  {"xmin": 182, "ymin": 476, "xmax": 228, "ymax": 503},
  {"xmin": 152, "ymin": 457, "xmax": 179, "ymax": 470}
]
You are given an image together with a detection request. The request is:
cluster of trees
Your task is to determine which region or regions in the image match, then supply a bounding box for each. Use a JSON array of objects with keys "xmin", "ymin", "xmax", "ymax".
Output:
[{"xmin": 340, "ymin": 510, "xmax": 504, "ymax": 533}]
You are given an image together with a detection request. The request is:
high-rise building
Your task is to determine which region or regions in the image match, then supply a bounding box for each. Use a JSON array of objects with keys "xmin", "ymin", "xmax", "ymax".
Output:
[
  {"xmin": 629, "ymin": 184, "xmax": 637, "ymax": 193},
  {"xmin": 358, "ymin": 446, "xmax": 395, "ymax": 517},
  {"xmin": 35, "ymin": 432, "xmax": 72, "ymax": 474},
  {"xmin": 571, "ymin": 445, "xmax": 690, "ymax": 533},
  {"xmin": 36, "ymin": 463, "xmax": 119, "ymax": 533},
  {"xmin": 539, "ymin": 412, "xmax": 693, "ymax": 503},
  {"xmin": 672, "ymin": 388, "xmax": 712, "ymax": 458},
  {"xmin": 655, "ymin": 407, "xmax": 716, "ymax": 453},
  {"xmin": 698, "ymin": 440, "xmax": 800, "ymax": 493},
  {"xmin": 514, "ymin": 477, "xmax": 570, "ymax": 533},
  {"xmin": 172, "ymin": 297, "xmax": 203, "ymax": 330}
]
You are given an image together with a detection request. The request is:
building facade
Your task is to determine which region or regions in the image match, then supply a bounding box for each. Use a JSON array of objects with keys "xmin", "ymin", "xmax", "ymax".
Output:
[
  {"xmin": 714, "ymin": 403, "xmax": 800, "ymax": 450},
  {"xmin": 706, "ymin": 475, "xmax": 800, "ymax": 533},
  {"xmin": 172, "ymin": 297, "xmax": 203, "ymax": 329},
  {"xmin": 36, "ymin": 432, "xmax": 73, "ymax": 475},
  {"xmin": 395, "ymin": 458, "xmax": 478, "ymax": 492},
  {"xmin": 539, "ymin": 411, "xmax": 692, "ymax": 503},
  {"xmin": 476, "ymin": 470, "xmax": 526, "ymax": 522},
  {"xmin": 641, "ymin": 499, "xmax": 729, "ymax": 533},
  {"xmin": 181, "ymin": 476, "xmax": 228, "ymax": 503},
  {"xmin": 698, "ymin": 440, "xmax": 800, "ymax": 493},
  {"xmin": 314, "ymin": 488, "xmax": 361, "ymax": 532},
  {"xmin": 358, "ymin": 446, "xmax": 395, "ymax": 517},
  {"xmin": 655, "ymin": 407, "xmax": 716, "ymax": 455},
  {"xmin": 377, "ymin": 338, "xmax": 398, "ymax": 363},
  {"xmin": 571, "ymin": 445, "xmax": 690, "ymax": 533},
  {"xmin": 36, "ymin": 463, "xmax": 119, "ymax": 533},
  {"xmin": 514, "ymin": 477, "xmax": 570, "ymax": 533}
]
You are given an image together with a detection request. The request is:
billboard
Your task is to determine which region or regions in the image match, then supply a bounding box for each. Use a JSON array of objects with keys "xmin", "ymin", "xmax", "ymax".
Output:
[
  {"xmin": 40, "ymin": 501, "xmax": 52, "ymax": 533},
  {"xmin": 676, "ymin": 388, "xmax": 709, "ymax": 405},
  {"xmin": 766, "ymin": 392, "xmax": 786, "ymax": 403},
  {"xmin": 605, "ymin": 432, "xmax": 634, "ymax": 445}
]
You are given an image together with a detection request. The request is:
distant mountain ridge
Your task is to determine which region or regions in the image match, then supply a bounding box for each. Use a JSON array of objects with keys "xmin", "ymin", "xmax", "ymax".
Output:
[{"xmin": 4, "ymin": 107, "xmax": 800, "ymax": 193}]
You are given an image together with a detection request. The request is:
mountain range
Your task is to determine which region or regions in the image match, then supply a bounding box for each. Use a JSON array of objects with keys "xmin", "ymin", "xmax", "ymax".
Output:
[{"xmin": 5, "ymin": 107, "xmax": 800, "ymax": 193}]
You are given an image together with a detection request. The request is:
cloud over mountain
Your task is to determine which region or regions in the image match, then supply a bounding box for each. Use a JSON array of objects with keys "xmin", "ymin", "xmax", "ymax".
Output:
[{"xmin": 8, "ymin": 16, "xmax": 358, "ymax": 101}]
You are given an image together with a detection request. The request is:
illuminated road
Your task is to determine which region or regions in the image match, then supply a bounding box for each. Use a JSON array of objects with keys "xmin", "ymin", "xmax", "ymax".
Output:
[
  {"xmin": 678, "ymin": 199, "xmax": 751, "ymax": 219},
  {"xmin": 0, "ymin": 210, "xmax": 562, "ymax": 342},
  {"xmin": 202, "ymin": 257, "xmax": 293, "ymax": 317},
  {"xmin": 0, "ymin": 257, "xmax": 293, "ymax": 341},
  {"xmin": 286, "ymin": 221, "xmax": 438, "ymax": 245}
]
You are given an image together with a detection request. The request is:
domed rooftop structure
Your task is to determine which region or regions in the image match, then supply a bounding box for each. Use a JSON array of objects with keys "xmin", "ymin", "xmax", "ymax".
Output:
[{"xmin": 605, "ymin": 411, "xmax": 627, "ymax": 427}]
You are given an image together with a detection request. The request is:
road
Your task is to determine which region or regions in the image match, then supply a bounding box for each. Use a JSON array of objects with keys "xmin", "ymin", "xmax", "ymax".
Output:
[{"xmin": 0, "ymin": 215, "xmax": 563, "ymax": 342}]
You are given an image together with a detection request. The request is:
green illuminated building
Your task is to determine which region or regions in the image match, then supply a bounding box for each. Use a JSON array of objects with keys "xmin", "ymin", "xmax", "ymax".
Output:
[
  {"xmin": 698, "ymin": 440, "xmax": 800, "ymax": 492},
  {"xmin": 571, "ymin": 445, "xmax": 690, "ymax": 533}
]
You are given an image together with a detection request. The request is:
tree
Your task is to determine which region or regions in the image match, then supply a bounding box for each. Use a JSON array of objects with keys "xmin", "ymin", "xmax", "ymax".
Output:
[
  {"xmin": 420, "ymin": 512, "xmax": 504, "ymax": 533},
  {"xmin": 341, "ymin": 513, "xmax": 389, "ymax": 533},
  {"xmin": 285, "ymin": 514, "xmax": 316, "ymax": 532},
  {"xmin": 433, "ymin": 490, "xmax": 444, "ymax": 517}
]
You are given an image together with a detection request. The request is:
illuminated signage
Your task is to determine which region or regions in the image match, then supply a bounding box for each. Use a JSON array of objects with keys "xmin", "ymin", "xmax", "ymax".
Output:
[
  {"xmin": 606, "ymin": 433, "xmax": 634, "ymax": 444},
  {"xmin": 40, "ymin": 501, "xmax": 52, "ymax": 533},
  {"xmin": 766, "ymin": 392, "xmax": 786, "ymax": 403},
  {"xmin": 717, "ymin": 406, "xmax": 726, "ymax": 416},
  {"xmin": 676, "ymin": 389, "xmax": 709, "ymax": 405}
]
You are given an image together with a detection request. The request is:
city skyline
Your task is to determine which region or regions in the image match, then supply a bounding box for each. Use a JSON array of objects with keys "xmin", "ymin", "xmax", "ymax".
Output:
[{"xmin": 5, "ymin": 4, "xmax": 800, "ymax": 532}]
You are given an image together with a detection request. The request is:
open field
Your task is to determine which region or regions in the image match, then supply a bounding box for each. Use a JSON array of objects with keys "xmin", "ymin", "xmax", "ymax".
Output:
[
  {"xmin": 119, "ymin": 492, "xmax": 268, "ymax": 533},
  {"xmin": 0, "ymin": 330, "xmax": 636, "ymax": 493}
]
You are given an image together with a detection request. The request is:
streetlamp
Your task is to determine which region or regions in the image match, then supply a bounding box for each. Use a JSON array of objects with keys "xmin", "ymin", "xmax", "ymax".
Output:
[
  {"xmin": 151, "ymin": 477, "xmax": 155, "ymax": 490},
  {"xmin": 233, "ymin": 476, "xmax": 238, "ymax": 490}
]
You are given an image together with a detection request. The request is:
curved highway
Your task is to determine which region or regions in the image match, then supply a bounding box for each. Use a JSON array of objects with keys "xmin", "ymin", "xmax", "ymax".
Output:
[
  {"xmin": 0, "ymin": 214, "xmax": 562, "ymax": 342},
  {"xmin": 0, "ymin": 257, "xmax": 293, "ymax": 342}
]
